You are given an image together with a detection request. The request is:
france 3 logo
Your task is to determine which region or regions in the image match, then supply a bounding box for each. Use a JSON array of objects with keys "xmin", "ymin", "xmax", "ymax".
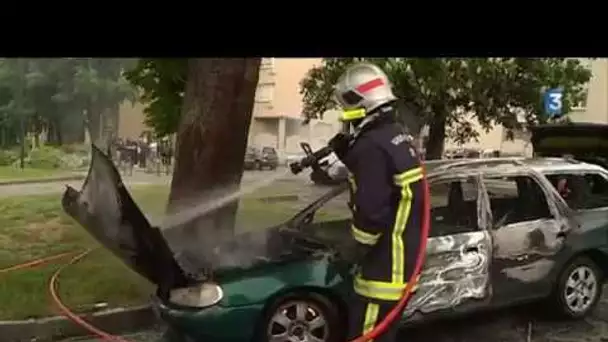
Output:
[{"xmin": 544, "ymin": 88, "xmax": 563, "ymax": 118}]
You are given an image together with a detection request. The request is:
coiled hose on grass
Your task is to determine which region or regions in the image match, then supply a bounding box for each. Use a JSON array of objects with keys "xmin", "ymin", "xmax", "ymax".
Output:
[{"xmin": 1, "ymin": 248, "xmax": 132, "ymax": 342}]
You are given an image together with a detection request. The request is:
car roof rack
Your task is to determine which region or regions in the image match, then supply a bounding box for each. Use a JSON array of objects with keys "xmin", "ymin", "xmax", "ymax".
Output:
[{"xmin": 435, "ymin": 157, "xmax": 525, "ymax": 171}]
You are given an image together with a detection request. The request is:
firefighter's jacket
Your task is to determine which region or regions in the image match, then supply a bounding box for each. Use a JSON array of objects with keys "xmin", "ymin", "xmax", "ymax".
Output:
[{"xmin": 342, "ymin": 118, "xmax": 424, "ymax": 302}]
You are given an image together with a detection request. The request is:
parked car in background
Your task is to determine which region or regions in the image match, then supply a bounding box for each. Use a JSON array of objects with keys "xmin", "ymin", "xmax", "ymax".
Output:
[{"xmin": 244, "ymin": 146, "xmax": 279, "ymax": 170}]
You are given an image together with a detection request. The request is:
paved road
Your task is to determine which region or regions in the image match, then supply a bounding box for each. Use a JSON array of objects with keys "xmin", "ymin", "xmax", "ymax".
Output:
[{"xmin": 60, "ymin": 292, "xmax": 608, "ymax": 342}]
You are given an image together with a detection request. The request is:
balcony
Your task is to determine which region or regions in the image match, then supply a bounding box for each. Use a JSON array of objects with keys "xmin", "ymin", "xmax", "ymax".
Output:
[{"xmin": 258, "ymin": 68, "xmax": 276, "ymax": 85}]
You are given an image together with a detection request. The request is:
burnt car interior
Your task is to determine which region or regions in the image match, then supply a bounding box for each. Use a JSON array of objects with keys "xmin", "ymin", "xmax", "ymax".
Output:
[
  {"xmin": 545, "ymin": 173, "xmax": 608, "ymax": 210},
  {"xmin": 429, "ymin": 178, "xmax": 479, "ymax": 237},
  {"xmin": 485, "ymin": 176, "xmax": 552, "ymax": 227}
]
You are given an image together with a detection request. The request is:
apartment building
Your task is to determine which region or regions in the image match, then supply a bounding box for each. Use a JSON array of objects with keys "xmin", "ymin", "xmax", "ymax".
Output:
[
  {"xmin": 119, "ymin": 58, "xmax": 608, "ymax": 156},
  {"xmin": 247, "ymin": 58, "xmax": 341, "ymax": 156},
  {"xmin": 118, "ymin": 58, "xmax": 341, "ymax": 156}
]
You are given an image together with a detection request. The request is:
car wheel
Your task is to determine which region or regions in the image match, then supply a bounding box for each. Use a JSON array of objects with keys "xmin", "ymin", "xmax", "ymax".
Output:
[
  {"xmin": 553, "ymin": 256, "xmax": 603, "ymax": 319},
  {"xmin": 254, "ymin": 161, "xmax": 262, "ymax": 170},
  {"xmin": 259, "ymin": 292, "xmax": 343, "ymax": 342}
]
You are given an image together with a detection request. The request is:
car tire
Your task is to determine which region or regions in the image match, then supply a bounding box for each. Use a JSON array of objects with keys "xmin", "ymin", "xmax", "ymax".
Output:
[
  {"xmin": 551, "ymin": 256, "xmax": 603, "ymax": 319},
  {"xmin": 258, "ymin": 292, "xmax": 344, "ymax": 342},
  {"xmin": 254, "ymin": 161, "xmax": 262, "ymax": 170}
]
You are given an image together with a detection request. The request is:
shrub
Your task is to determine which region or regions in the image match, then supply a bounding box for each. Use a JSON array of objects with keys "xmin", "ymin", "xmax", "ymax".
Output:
[
  {"xmin": 0, "ymin": 149, "xmax": 20, "ymax": 166},
  {"xmin": 26, "ymin": 146, "xmax": 65, "ymax": 169},
  {"xmin": 59, "ymin": 144, "xmax": 91, "ymax": 156}
]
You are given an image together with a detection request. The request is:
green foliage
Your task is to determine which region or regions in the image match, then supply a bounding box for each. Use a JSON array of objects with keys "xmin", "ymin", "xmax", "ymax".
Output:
[
  {"xmin": 0, "ymin": 148, "xmax": 19, "ymax": 166},
  {"xmin": 10, "ymin": 145, "xmax": 89, "ymax": 169},
  {"xmin": 300, "ymin": 58, "xmax": 592, "ymax": 157},
  {"xmin": 0, "ymin": 58, "xmax": 137, "ymax": 147},
  {"xmin": 123, "ymin": 59, "xmax": 188, "ymax": 136},
  {"xmin": 24, "ymin": 146, "xmax": 64, "ymax": 169}
]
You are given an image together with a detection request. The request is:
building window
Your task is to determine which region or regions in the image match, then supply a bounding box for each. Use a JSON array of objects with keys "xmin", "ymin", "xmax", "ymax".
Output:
[
  {"xmin": 260, "ymin": 58, "xmax": 275, "ymax": 70},
  {"xmin": 256, "ymin": 83, "xmax": 274, "ymax": 103},
  {"xmin": 572, "ymin": 99, "xmax": 587, "ymax": 110}
]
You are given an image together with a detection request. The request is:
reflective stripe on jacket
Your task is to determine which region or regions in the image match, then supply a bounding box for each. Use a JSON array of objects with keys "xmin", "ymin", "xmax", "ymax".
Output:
[{"xmin": 342, "ymin": 116, "xmax": 424, "ymax": 301}]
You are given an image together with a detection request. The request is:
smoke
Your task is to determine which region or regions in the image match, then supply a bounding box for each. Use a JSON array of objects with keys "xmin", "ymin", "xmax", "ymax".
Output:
[{"xmin": 159, "ymin": 168, "xmax": 295, "ymax": 278}]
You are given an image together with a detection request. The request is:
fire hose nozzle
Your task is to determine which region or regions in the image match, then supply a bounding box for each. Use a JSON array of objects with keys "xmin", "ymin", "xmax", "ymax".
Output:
[
  {"xmin": 289, "ymin": 144, "xmax": 333, "ymax": 175},
  {"xmin": 289, "ymin": 156, "xmax": 315, "ymax": 175}
]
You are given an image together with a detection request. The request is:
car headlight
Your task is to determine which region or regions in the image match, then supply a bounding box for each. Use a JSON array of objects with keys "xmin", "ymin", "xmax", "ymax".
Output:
[{"xmin": 169, "ymin": 283, "xmax": 224, "ymax": 308}]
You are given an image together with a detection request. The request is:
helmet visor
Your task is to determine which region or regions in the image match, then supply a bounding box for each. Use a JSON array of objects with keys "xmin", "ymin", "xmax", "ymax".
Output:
[{"xmin": 334, "ymin": 88, "xmax": 364, "ymax": 107}]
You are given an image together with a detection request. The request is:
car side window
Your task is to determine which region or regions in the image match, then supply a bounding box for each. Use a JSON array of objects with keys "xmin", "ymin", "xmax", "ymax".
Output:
[
  {"xmin": 583, "ymin": 173, "xmax": 608, "ymax": 209},
  {"xmin": 547, "ymin": 172, "xmax": 608, "ymax": 210},
  {"xmin": 484, "ymin": 175, "xmax": 552, "ymax": 227},
  {"xmin": 429, "ymin": 177, "xmax": 479, "ymax": 237}
]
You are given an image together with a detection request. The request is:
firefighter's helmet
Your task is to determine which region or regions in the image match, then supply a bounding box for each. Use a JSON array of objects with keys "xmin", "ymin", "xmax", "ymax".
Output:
[{"xmin": 333, "ymin": 62, "xmax": 397, "ymax": 121}]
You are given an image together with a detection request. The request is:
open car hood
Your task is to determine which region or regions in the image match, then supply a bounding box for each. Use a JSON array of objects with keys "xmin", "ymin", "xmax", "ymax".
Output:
[
  {"xmin": 61, "ymin": 146, "xmax": 191, "ymax": 295},
  {"xmin": 62, "ymin": 146, "xmax": 350, "ymax": 292},
  {"xmin": 530, "ymin": 123, "xmax": 608, "ymax": 169}
]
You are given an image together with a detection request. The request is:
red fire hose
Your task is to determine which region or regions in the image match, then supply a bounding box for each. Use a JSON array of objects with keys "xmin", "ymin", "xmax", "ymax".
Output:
[
  {"xmin": 349, "ymin": 163, "xmax": 431, "ymax": 342},
  {"xmin": 0, "ymin": 249, "xmax": 130, "ymax": 342}
]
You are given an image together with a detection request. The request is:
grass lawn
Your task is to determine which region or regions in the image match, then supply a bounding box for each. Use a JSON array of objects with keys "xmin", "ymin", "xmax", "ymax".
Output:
[
  {"xmin": 0, "ymin": 180, "xmax": 337, "ymax": 320},
  {"xmin": 0, "ymin": 166, "xmax": 74, "ymax": 181}
]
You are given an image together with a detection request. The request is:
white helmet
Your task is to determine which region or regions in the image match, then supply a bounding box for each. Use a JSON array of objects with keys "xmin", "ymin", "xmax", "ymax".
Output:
[{"xmin": 333, "ymin": 62, "xmax": 397, "ymax": 121}]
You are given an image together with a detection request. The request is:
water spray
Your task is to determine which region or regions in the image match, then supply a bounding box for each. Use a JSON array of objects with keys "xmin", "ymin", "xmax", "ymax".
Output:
[{"xmin": 160, "ymin": 168, "xmax": 292, "ymax": 230}]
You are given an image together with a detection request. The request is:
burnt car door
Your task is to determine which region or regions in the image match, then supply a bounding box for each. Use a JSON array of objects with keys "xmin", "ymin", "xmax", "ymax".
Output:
[
  {"xmin": 403, "ymin": 175, "xmax": 493, "ymax": 317},
  {"xmin": 484, "ymin": 172, "xmax": 570, "ymax": 303}
]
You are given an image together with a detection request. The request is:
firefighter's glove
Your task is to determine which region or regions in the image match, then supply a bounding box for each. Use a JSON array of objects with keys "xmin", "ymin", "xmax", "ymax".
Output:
[{"xmin": 328, "ymin": 132, "xmax": 351, "ymax": 161}]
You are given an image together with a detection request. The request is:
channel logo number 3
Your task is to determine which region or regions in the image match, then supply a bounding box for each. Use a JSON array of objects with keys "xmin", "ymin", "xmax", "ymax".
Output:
[{"xmin": 544, "ymin": 88, "xmax": 563, "ymax": 117}]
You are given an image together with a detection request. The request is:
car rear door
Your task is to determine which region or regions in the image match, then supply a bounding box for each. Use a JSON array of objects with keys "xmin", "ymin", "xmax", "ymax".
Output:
[
  {"xmin": 403, "ymin": 174, "xmax": 493, "ymax": 317},
  {"xmin": 484, "ymin": 172, "xmax": 569, "ymax": 303}
]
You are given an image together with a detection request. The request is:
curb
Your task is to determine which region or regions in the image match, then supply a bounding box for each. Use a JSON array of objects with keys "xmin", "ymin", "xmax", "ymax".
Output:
[
  {"xmin": 0, "ymin": 175, "xmax": 86, "ymax": 186},
  {"xmin": 0, "ymin": 305, "xmax": 159, "ymax": 342}
]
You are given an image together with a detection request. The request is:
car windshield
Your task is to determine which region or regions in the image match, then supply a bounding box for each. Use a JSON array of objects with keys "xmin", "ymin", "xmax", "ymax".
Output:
[{"xmin": 230, "ymin": 177, "xmax": 351, "ymax": 233}]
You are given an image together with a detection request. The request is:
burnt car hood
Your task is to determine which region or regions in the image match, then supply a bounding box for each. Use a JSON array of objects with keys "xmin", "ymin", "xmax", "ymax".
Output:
[
  {"xmin": 530, "ymin": 123, "xmax": 608, "ymax": 169},
  {"xmin": 62, "ymin": 145, "xmax": 191, "ymax": 293},
  {"xmin": 62, "ymin": 146, "xmax": 347, "ymax": 290}
]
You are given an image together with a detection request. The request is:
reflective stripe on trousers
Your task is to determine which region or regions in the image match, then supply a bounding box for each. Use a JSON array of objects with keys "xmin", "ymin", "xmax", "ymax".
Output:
[
  {"xmin": 362, "ymin": 302, "xmax": 380, "ymax": 342},
  {"xmin": 355, "ymin": 274, "xmax": 421, "ymax": 301},
  {"xmin": 351, "ymin": 224, "xmax": 381, "ymax": 245},
  {"xmin": 352, "ymin": 166, "xmax": 423, "ymax": 300}
]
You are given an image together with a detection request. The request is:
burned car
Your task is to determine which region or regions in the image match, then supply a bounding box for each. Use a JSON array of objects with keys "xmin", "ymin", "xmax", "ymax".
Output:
[{"xmin": 63, "ymin": 145, "xmax": 608, "ymax": 342}]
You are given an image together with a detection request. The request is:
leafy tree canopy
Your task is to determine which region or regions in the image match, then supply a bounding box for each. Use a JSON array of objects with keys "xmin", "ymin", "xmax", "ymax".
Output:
[
  {"xmin": 124, "ymin": 59, "xmax": 187, "ymax": 137},
  {"xmin": 300, "ymin": 58, "xmax": 592, "ymax": 159},
  {"xmin": 0, "ymin": 58, "xmax": 135, "ymax": 147}
]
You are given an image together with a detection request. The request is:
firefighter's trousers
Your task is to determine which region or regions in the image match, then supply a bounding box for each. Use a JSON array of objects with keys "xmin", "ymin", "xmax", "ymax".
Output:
[{"xmin": 347, "ymin": 292, "xmax": 399, "ymax": 342}]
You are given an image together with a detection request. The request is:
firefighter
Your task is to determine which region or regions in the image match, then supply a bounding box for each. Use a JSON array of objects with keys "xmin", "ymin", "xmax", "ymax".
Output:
[{"xmin": 327, "ymin": 62, "xmax": 424, "ymax": 342}]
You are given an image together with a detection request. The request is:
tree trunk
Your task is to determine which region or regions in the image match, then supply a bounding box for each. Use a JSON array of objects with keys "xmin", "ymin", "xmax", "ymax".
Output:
[
  {"xmin": 425, "ymin": 112, "xmax": 447, "ymax": 160},
  {"xmin": 88, "ymin": 105, "xmax": 102, "ymax": 147},
  {"xmin": 164, "ymin": 58, "xmax": 260, "ymax": 276}
]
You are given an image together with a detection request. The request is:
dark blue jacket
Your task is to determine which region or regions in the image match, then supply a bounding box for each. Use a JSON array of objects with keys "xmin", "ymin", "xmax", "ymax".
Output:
[{"xmin": 342, "ymin": 114, "xmax": 425, "ymax": 301}]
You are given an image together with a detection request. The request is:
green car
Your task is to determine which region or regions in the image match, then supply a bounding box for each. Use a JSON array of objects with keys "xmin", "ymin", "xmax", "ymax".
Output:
[{"xmin": 63, "ymin": 124, "xmax": 608, "ymax": 342}]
